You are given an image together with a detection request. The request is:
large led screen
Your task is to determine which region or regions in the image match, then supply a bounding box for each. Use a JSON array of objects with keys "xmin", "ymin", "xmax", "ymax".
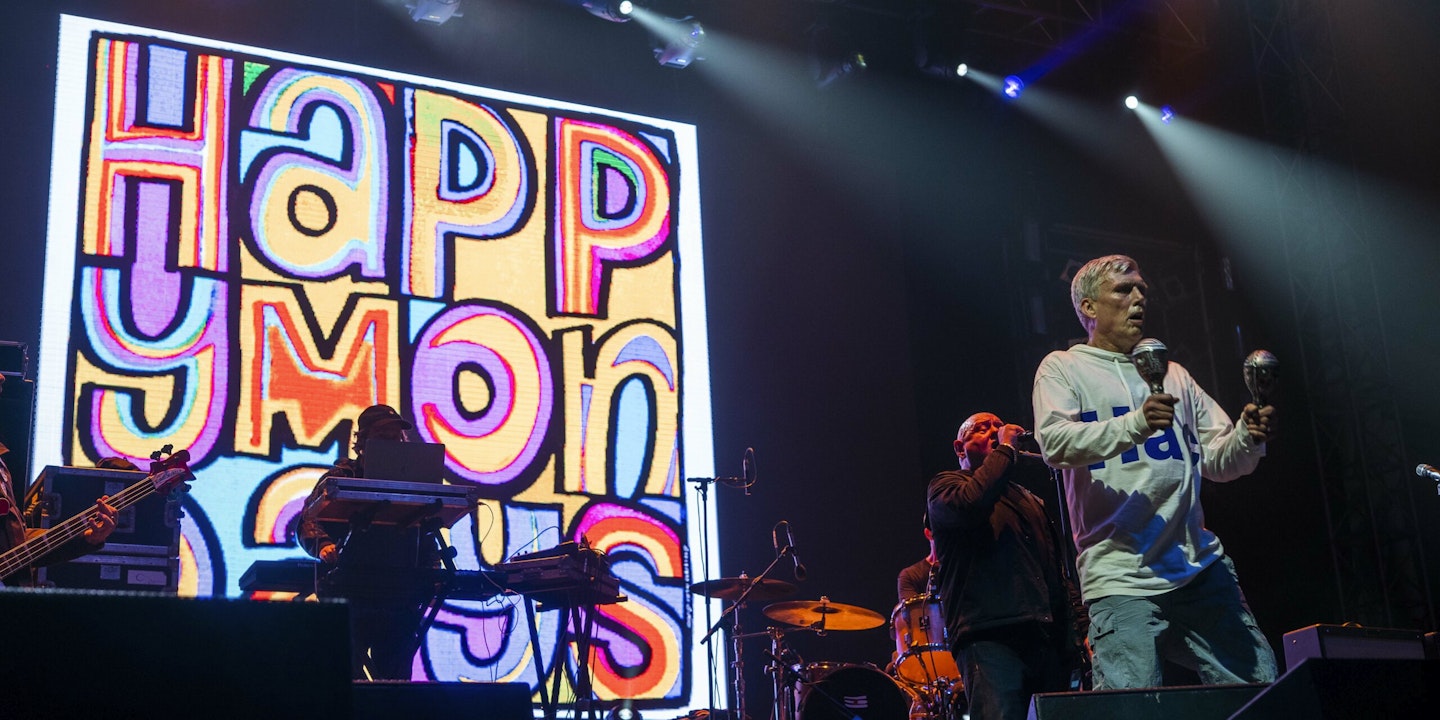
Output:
[{"xmin": 38, "ymin": 14, "xmax": 715, "ymax": 710}]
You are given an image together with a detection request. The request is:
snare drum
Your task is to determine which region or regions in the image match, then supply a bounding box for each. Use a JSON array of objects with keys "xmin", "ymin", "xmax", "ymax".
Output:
[
  {"xmin": 795, "ymin": 663, "xmax": 911, "ymax": 720},
  {"xmin": 890, "ymin": 594, "xmax": 961, "ymax": 688}
]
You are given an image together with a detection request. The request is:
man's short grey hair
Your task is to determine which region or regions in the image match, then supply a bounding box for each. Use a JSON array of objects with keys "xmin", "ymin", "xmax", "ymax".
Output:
[{"xmin": 1070, "ymin": 254, "xmax": 1141, "ymax": 330}]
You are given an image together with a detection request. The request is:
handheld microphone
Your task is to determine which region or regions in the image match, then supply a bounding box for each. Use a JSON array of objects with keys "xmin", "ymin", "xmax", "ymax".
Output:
[
  {"xmin": 1417, "ymin": 464, "xmax": 1440, "ymax": 482},
  {"xmin": 772, "ymin": 521, "xmax": 807, "ymax": 581},
  {"xmin": 1130, "ymin": 338, "xmax": 1169, "ymax": 395},
  {"xmin": 1008, "ymin": 429, "xmax": 1042, "ymax": 452},
  {"xmin": 1243, "ymin": 350, "xmax": 1279, "ymax": 407}
]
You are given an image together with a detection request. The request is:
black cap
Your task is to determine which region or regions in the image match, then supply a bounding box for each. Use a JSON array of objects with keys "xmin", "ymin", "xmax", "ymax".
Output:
[{"xmin": 356, "ymin": 404, "xmax": 413, "ymax": 438}]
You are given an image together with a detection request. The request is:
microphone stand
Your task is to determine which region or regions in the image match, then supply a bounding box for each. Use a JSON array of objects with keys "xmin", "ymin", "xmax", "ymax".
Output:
[
  {"xmin": 700, "ymin": 548, "xmax": 793, "ymax": 720},
  {"xmin": 1046, "ymin": 464, "xmax": 1089, "ymax": 689},
  {"xmin": 688, "ymin": 475, "xmax": 722, "ymax": 717}
]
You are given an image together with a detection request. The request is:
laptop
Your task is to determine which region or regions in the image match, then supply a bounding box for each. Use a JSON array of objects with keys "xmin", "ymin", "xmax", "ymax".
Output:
[{"xmin": 361, "ymin": 438, "xmax": 447, "ymax": 484}]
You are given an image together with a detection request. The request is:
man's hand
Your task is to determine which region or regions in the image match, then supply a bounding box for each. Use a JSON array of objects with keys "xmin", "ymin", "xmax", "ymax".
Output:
[
  {"xmin": 1142, "ymin": 393, "xmax": 1177, "ymax": 431},
  {"xmin": 997, "ymin": 423, "xmax": 1027, "ymax": 448},
  {"xmin": 83, "ymin": 496, "xmax": 118, "ymax": 545},
  {"xmin": 318, "ymin": 543, "xmax": 340, "ymax": 564},
  {"xmin": 1243, "ymin": 403, "xmax": 1277, "ymax": 443}
]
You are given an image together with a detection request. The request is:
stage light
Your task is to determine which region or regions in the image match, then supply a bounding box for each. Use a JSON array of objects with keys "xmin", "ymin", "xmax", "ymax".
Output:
[
  {"xmin": 407, "ymin": 0, "xmax": 462, "ymax": 24},
  {"xmin": 582, "ymin": 0, "xmax": 634, "ymax": 22},
  {"xmin": 1003, "ymin": 75, "xmax": 1024, "ymax": 99},
  {"xmin": 1125, "ymin": 95, "xmax": 1140, "ymax": 110},
  {"xmin": 814, "ymin": 51, "xmax": 866, "ymax": 87},
  {"xmin": 911, "ymin": 2, "xmax": 972, "ymax": 82},
  {"xmin": 654, "ymin": 19, "xmax": 705, "ymax": 68},
  {"xmin": 956, "ymin": 63, "xmax": 968, "ymax": 78},
  {"xmin": 1160, "ymin": 105, "xmax": 1175, "ymax": 124},
  {"xmin": 808, "ymin": 21, "xmax": 866, "ymax": 88},
  {"xmin": 606, "ymin": 703, "xmax": 642, "ymax": 720}
]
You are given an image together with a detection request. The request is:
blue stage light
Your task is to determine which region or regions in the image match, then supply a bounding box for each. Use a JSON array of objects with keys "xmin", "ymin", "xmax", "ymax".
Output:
[
  {"xmin": 1003, "ymin": 75, "xmax": 1024, "ymax": 99},
  {"xmin": 1160, "ymin": 105, "xmax": 1175, "ymax": 124}
]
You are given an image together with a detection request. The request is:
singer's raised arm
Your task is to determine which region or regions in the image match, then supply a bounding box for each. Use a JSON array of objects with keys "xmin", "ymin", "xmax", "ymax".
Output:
[
  {"xmin": 1192, "ymin": 385, "xmax": 1266, "ymax": 484},
  {"xmin": 1031, "ymin": 349, "xmax": 1153, "ymax": 468}
]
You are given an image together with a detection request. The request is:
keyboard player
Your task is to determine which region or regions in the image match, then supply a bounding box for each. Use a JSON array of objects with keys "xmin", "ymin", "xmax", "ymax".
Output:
[{"xmin": 298, "ymin": 403, "xmax": 441, "ymax": 680}]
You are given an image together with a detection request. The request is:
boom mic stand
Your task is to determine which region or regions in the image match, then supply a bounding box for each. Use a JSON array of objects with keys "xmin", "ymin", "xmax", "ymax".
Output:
[
  {"xmin": 700, "ymin": 548, "xmax": 793, "ymax": 720},
  {"xmin": 688, "ymin": 448, "xmax": 757, "ymax": 720}
]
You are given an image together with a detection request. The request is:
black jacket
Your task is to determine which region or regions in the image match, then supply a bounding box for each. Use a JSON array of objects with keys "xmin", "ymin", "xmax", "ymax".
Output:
[{"xmin": 926, "ymin": 446, "xmax": 1082, "ymax": 650}]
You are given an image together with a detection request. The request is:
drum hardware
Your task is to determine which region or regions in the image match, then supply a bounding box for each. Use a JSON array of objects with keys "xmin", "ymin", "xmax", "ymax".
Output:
[
  {"xmin": 890, "ymin": 593, "xmax": 965, "ymax": 720},
  {"xmin": 694, "ymin": 530, "xmax": 796, "ymax": 720},
  {"xmin": 731, "ymin": 625, "xmax": 805, "ymax": 720},
  {"xmin": 687, "ymin": 449, "xmax": 759, "ymax": 718},
  {"xmin": 791, "ymin": 662, "xmax": 911, "ymax": 720},
  {"xmin": 762, "ymin": 596, "xmax": 887, "ymax": 633},
  {"xmin": 689, "ymin": 577, "xmax": 799, "ymax": 603}
]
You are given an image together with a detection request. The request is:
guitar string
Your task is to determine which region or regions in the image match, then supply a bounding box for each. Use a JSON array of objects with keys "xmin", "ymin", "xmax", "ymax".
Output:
[
  {"xmin": 0, "ymin": 467, "xmax": 187, "ymax": 577},
  {"xmin": 0, "ymin": 475, "xmax": 157, "ymax": 575}
]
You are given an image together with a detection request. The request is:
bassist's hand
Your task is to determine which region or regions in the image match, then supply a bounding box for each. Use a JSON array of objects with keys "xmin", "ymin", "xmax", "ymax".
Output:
[{"xmin": 83, "ymin": 496, "xmax": 118, "ymax": 545}]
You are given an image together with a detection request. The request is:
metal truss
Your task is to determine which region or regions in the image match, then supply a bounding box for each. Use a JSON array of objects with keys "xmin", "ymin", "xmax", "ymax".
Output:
[
  {"xmin": 959, "ymin": 0, "xmax": 1212, "ymax": 51},
  {"xmin": 1246, "ymin": 0, "xmax": 1434, "ymax": 630},
  {"xmin": 785, "ymin": 0, "xmax": 1213, "ymax": 51}
]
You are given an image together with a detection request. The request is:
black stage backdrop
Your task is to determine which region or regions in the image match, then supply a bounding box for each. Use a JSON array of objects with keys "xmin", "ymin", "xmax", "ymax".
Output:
[{"xmin": 2, "ymin": 0, "xmax": 1438, "ymax": 714}]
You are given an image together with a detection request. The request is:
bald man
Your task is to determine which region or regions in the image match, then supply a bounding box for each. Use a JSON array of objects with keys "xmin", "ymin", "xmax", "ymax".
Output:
[{"xmin": 926, "ymin": 412, "xmax": 1086, "ymax": 720}]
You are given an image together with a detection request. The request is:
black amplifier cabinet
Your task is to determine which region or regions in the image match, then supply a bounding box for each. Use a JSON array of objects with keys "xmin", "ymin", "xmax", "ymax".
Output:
[
  {"xmin": 1282, "ymin": 623, "xmax": 1427, "ymax": 670},
  {"xmin": 37, "ymin": 543, "xmax": 181, "ymax": 593},
  {"xmin": 25, "ymin": 465, "xmax": 183, "ymax": 550}
]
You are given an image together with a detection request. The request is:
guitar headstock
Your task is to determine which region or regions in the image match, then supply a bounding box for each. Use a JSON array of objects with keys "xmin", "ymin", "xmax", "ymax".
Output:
[{"xmin": 147, "ymin": 446, "xmax": 195, "ymax": 494}]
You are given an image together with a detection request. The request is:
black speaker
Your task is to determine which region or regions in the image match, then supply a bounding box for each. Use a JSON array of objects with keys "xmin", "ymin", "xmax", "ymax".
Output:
[
  {"xmin": 1281, "ymin": 624, "xmax": 1426, "ymax": 669},
  {"xmin": 1229, "ymin": 658, "xmax": 1438, "ymax": 719},
  {"xmin": 352, "ymin": 680, "xmax": 532, "ymax": 719},
  {"xmin": 0, "ymin": 373, "xmax": 34, "ymax": 501},
  {"xmin": 0, "ymin": 589, "xmax": 352, "ymax": 719},
  {"xmin": 1028, "ymin": 683, "xmax": 1265, "ymax": 720}
]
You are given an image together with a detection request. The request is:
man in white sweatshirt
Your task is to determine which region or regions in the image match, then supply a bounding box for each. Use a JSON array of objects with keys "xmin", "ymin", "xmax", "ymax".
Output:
[{"xmin": 1031, "ymin": 254, "xmax": 1278, "ymax": 689}]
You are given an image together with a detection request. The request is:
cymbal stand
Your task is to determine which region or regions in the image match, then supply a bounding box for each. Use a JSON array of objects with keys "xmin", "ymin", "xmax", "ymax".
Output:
[
  {"xmin": 731, "ymin": 625, "xmax": 800, "ymax": 720},
  {"xmin": 766, "ymin": 628, "xmax": 797, "ymax": 720},
  {"xmin": 689, "ymin": 454, "xmax": 757, "ymax": 718},
  {"xmin": 701, "ymin": 550, "xmax": 792, "ymax": 720}
]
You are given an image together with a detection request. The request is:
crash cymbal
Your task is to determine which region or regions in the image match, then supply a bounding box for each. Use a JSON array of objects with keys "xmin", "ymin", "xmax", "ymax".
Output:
[
  {"xmin": 762, "ymin": 598, "xmax": 886, "ymax": 631},
  {"xmin": 688, "ymin": 577, "xmax": 799, "ymax": 603}
]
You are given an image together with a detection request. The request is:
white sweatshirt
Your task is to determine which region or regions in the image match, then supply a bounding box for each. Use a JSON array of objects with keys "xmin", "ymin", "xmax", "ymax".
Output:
[{"xmin": 1032, "ymin": 343, "xmax": 1264, "ymax": 599}]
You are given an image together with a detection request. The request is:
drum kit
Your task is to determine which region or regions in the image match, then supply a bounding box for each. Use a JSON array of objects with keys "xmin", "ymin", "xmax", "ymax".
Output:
[{"xmin": 689, "ymin": 577, "xmax": 965, "ymax": 720}]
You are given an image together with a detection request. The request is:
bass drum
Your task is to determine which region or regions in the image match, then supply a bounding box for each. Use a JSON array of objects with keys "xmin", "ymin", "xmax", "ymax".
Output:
[{"xmin": 796, "ymin": 663, "xmax": 912, "ymax": 720}]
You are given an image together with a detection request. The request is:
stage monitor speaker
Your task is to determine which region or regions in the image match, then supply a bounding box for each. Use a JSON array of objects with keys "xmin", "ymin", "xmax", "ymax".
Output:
[
  {"xmin": 0, "ymin": 588, "xmax": 352, "ymax": 719},
  {"xmin": 1282, "ymin": 624, "xmax": 1426, "ymax": 670},
  {"xmin": 1228, "ymin": 658, "xmax": 1437, "ymax": 719},
  {"xmin": 353, "ymin": 681, "xmax": 532, "ymax": 720},
  {"xmin": 1028, "ymin": 683, "xmax": 1264, "ymax": 720}
]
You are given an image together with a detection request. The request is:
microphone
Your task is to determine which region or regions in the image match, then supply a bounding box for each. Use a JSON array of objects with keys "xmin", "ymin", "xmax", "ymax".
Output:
[
  {"xmin": 1130, "ymin": 338, "xmax": 1169, "ymax": 395},
  {"xmin": 1013, "ymin": 430, "xmax": 1042, "ymax": 453},
  {"xmin": 687, "ymin": 448, "xmax": 758, "ymax": 491},
  {"xmin": 1417, "ymin": 464, "xmax": 1440, "ymax": 482},
  {"xmin": 1243, "ymin": 349, "xmax": 1279, "ymax": 407},
  {"xmin": 741, "ymin": 447, "xmax": 756, "ymax": 496},
  {"xmin": 772, "ymin": 521, "xmax": 807, "ymax": 581}
]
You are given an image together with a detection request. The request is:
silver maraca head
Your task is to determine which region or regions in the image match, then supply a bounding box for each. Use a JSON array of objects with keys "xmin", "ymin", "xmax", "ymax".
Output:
[
  {"xmin": 1129, "ymin": 338, "xmax": 1169, "ymax": 394},
  {"xmin": 1243, "ymin": 349, "xmax": 1279, "ymax": 406},
  {"xmin": 1244, "ymin": 349, "xmax": 1278, "ymax": 370}
]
